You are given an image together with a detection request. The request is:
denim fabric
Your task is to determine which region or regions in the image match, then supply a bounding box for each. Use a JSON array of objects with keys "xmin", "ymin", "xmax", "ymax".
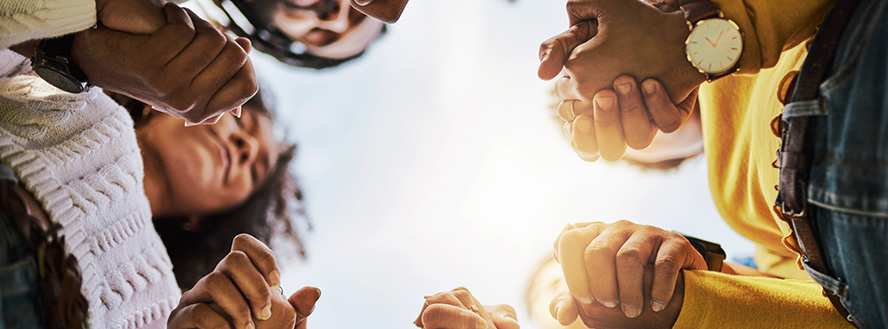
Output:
[
  {"xmin": 0, "ymin": 165, "xmax": 45, "ymax": 329},
  {"xmin": 786, "ymin": 0, "xmax": 888, "ymax": 327}
]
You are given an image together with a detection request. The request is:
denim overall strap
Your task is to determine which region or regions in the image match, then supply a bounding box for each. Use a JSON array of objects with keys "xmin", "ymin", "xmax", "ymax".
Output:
[{"xmin": 777, "ymin": 0, "xmax": 861, "ymax": 323}]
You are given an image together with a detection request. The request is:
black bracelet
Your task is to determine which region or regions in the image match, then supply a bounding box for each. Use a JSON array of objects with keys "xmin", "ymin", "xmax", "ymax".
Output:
[{"xmin": 679, "ymin": 233, "xmax": 726, "ymax": 271}]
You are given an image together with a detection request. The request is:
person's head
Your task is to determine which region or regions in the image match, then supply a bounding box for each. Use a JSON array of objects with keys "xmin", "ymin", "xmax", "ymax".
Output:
[
  {"xmin": 111, "ymin": 88, "xmax": 308, "ymax": 289},
  {"xmin": 216, "ymin": 0, "xmax": 386, "ymax": 69},
  {"xmin": 136, "ymin": 98, "xmax": 282, "ymax": 217}
]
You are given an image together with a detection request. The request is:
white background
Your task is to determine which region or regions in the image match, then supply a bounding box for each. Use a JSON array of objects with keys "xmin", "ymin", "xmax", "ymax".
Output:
[{"xmin": 245, "ymin": 0, "xmax": 755, "ymax": 328}]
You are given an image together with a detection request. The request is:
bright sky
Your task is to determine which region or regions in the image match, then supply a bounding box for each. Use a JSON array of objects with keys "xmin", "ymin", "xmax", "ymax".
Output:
[{"xmin": 241, "ymin": 0, "xmax": 756, "ymax": 328}]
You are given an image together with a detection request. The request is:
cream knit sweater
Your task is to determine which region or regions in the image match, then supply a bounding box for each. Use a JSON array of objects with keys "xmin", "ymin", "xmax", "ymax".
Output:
[{"xmin": 0, "ymin": 50, "xmax": 180, "ymax": 329}]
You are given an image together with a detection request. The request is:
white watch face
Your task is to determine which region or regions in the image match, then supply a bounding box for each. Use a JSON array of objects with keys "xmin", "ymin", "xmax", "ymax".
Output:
[{"xmin": 685, "ymin": 18, "xmax": 742, "ymax": 74}]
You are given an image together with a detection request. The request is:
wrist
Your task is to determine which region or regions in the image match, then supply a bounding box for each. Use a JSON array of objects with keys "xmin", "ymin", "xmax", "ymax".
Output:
[
  {"xmin": 664, "ymin": 11, "xmax": 707, "ymax": 102},
  {"xmin": 9, "ymin": 40, "xmax": 40, "ymax": 58}
]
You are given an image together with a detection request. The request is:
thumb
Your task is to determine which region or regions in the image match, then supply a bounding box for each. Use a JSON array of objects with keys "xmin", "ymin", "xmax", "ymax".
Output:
[
  {"xmin": 235, "ymin": 37, "xmax": 252, "ymax": 54},
  {"xmin": 485, "ymin": 304, "xmax": 520, "ymax": 329},
  {"xmin": 537, "ymin": 20, "xmax": 597, "ymax": 80},
  {"xmin": 549, "ymin": 291, "xmax": 580, "ymax": 326},
  {"xmin": 288, "ymin": 286, "xmax": 321, "ymax": 321}
]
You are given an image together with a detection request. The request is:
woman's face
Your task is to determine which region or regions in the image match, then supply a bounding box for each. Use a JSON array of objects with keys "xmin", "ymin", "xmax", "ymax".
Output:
[
  {"xmin": 139, "ymin": 107, "xmax": 281, "ymax": 216},
  {"xmin": 272, "ymin": 0, "xmax": 385, "ymax": 59}
]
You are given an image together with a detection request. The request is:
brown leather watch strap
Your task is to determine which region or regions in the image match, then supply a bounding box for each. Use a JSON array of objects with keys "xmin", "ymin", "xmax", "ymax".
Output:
[{"xmin": 681, "ymin": 1, "xmax": 720, "ymax": 25}]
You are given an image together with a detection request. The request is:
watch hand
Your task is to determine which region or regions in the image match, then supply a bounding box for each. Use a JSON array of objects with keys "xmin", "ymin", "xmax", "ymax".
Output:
[
  {"xmin": 713, "ymin": 30, "xmax": 725, "ymax": 46},
  {"xmin": 705, "ymin": 37, "xmax": 717, "ymax": 47}
]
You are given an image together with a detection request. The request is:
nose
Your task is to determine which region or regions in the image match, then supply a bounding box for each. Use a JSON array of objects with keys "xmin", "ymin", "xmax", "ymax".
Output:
[
  {"xmin": 231, "ymin": 130, "xmax": 259, "ymax": 166},
  {"xmin": 317, "ymin": 0, "xmax": 352, "ymax": 32}
]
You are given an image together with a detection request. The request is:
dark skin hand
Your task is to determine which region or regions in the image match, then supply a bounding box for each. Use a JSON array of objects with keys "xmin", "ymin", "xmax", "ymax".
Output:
[
  {"xmin": 537, "ymin": 0, "xmax": 705, "ymax": 102},
  {"xmin": 349, "ymin": 0, "xmax": 410, "ymax": 23},
  {"xmin": 9, "ymin": 0, "xmax": 256, "ymax": 125},
  {"xmin": 550, "ymin": 265, "xmax": 684, "ymax": 329},
  {"xmin": 71, "ymin": 4, "xmax": 257, "ymax": 124},
  {"xmin": 553, "ymin": 221, "xmax": 705, "ymax": 320},
  {"xmin": 169, "ymin": 234, "xmax": 322, "ymax": 329},
  {"xmin": 542, "ymin": 0, "xmax": 705, "ymax": 161}
]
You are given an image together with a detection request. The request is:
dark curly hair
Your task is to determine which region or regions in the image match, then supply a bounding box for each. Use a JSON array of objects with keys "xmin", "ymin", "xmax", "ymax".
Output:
[
  {"xmin": 217, "ymin": 0, "xmax": 386, "ymax": 70},
  {"xmin": 108, "ymin": 88, "xmax": 310, "ymax": 290}
]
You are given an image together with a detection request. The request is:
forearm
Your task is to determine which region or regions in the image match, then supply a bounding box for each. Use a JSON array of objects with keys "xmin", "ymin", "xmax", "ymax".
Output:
[
  {"xmin": 0, "ymin": 0, "xmax": 96, "ymax": 50},
  {"xmin": 713, "ymin": 0, "xmax": 835, "ymax": 73},
  {"xmin": 674, "ymin": 270, "xmax": 854, "ymax": 329},
  {"xmin": 720, "ymin": 262, "xmax": 778, "ymax": 278}
]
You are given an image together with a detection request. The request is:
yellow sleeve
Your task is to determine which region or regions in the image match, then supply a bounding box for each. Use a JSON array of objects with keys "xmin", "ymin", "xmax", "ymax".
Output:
[
  {"xmin": 673, "ymin": 270, "xmax": 853, "ymax": 329},
  {"xmin": 711, "ymin": 0, "xmax": 834, "ymax": 74}
]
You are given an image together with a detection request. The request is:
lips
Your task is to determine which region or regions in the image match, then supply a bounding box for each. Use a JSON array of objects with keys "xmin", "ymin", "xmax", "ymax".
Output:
[{"xmin": 209, "ymin": 132, "xmax": 232, "ymax": 184}]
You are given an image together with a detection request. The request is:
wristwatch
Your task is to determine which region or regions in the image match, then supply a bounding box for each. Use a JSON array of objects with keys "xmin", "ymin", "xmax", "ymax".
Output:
[
  {"xmin": 31, "ymin": 34, "xmax": 91, "ymax": 93},
  {"xmin": 681, "ymin": 234, "xmax": 726, "ymax": 271},
  {"xmin": 680, "ymin": 0, "xmax": 742, "ymax": 81}
]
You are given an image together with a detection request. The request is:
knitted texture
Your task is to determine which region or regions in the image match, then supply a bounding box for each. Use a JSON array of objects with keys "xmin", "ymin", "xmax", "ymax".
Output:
[
  {"xmin": 0, "ymin": 0, "xmax": 96, "ymax": 49},
  {"xmin": 0, "ymin": 50, "xmax": 181, "ymax": 329}
]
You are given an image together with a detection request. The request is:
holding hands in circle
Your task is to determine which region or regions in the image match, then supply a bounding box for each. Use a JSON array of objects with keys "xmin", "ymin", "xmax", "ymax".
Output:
[
  {"xmin": 414, "ymin": 287, "xmax": 520, "ymax": 329},
  {"xmin": 168, "ymin": 234, "xmax": 320, "ymax": 329},
  {"xmin": 551, "ymin": 221, "xmax": 707, "ymax": 327}
]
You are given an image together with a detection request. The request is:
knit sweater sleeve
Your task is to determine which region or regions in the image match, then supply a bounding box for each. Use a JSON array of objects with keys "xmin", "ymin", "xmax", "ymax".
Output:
[
  {"xmin": 711, "ymin": 0, "xmax": 834, "ymax": 74},
  {"xmin": 0, "ymin": 0, "xmax": 96, "ymax": 50},
  {"xmin": 672, "ymin": 270, "xmax": 853, "ymax": 329}
]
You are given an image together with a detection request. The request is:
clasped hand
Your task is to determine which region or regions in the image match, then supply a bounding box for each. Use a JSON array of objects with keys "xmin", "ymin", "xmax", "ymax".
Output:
[
  {"xmin": 414, "ymin": 287, "xmax": 519, "ymax": 329},
  {"xmin": 73, "ymin": 0, "xmax": 258, "ymax": 124},
  {"xmin": 539, "ymin": 0, "xmax": 706, "ymax": 161},
  {"xmin": 168, "ymin": 234, "xmax": 320, "ymax": 329},
  {"xmin": 551, "ymin": 220, "xmax": 705, "ymax": 328}
]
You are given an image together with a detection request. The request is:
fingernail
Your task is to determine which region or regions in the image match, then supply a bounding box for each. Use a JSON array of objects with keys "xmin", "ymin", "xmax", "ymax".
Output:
[
  {"xmin": 621, "ymin": 305, "xmax": 640, "ymax": 318},
  {"xmin": 652, "ymin": 301, "xmax": 665, "ymax": 312},
  {"xmin": 504, "ymin": 314, "xmax": 518, "ymax": 323},
  {"xmin": 558, "ymin": 100, "xmax": 576, "ymax": 121},
  {"xmin": 643, "ymin": 82, "xmax": 657, "ymax": 95},
  {"xmin": 246, "ymin": 322, "xmax": 255, "ymax": 329},
  {"xmin": 578, "ymin": 297, "xmax": 593, "ymax": 305},
  {"xmin": 269, "ymin": 269, "xmax": 281, "ymax": 287},
  {"xmin": 354, "ymin": 0, "xmax": 372, "ymax": 6},
  {"xmin": 574, "ymin": 117, "xmax": 592, "ymax": 134},
  {"xmin": 595, "ymin": 96, "xmax": 614, "ymax": 110},
  {"xmin": 258, "ymin": 305, "xmax": 272, "ymax": 320},
  {"xmin": 233, "ymin": 106, "xmax": 243, "ymax": 118},
  {"xmin": 616, "ymin": 83, "xmax": 632, "ymax": 95},
  {"xmin": 601, "ymin": 300, "xmax": 617, "ymax": 309},
  {"xmin": 212, "ymin": 113, "xmax": 224, "ymax": 124},
  {"xmin": 184, "ymin": 120, "xmax": 198, "ymax": 127},
  {"xmin": 570, "ymin": 138, "xmax": 600, "ymax": 162},
  {"xmin": 562, "ymin": 121, "xmax": 573, "ymax": 139}
]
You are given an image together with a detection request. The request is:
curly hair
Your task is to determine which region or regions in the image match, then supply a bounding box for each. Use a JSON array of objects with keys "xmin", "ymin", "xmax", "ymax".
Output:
[{"xmin": 109, "ymin": 89, "xmax": 310, "ymax": 290}]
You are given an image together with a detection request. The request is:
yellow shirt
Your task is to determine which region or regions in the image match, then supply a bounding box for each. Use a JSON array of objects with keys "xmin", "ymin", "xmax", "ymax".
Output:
[
  {"xmin": 675, "ymin": 0, "xmax": 853, "ymax": 327},
  {"xmin": 701, "ymin": 43, "xmax": 811, "ymax": 279}
]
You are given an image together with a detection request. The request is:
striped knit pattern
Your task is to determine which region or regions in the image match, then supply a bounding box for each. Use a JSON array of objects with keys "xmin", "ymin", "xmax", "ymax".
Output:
[{"xmin": 0, "ymin": 51, "xmax": 181, "ymax": 329}]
